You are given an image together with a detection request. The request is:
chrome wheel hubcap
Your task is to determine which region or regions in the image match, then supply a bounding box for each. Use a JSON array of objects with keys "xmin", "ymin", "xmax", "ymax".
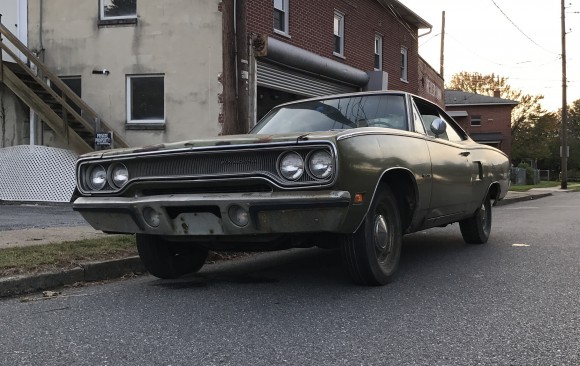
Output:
[{"xmin": 374, "ymin": 214, "xmax": 391, "ymax": 261}]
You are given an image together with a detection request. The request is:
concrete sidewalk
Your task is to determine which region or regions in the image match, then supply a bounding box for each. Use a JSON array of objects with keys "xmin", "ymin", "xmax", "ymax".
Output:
[{"xmin": 0, "ymin": 187, "xmax": 575, "ymax": 298}]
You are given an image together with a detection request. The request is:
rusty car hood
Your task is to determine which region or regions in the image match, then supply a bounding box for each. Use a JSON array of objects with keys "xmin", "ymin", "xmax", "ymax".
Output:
[{"xmin": 81, "ymin": 131, "xmax": 345, "ymax": 159}]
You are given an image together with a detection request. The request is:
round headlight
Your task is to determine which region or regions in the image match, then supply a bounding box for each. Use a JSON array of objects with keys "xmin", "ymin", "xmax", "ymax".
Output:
[
  {"xmin": 111, "ymin": 163, "xmax": 129, "ymax": 188},
  {"xmin": 87, "ymin": 165, "xmax": 107, "ymax": 190},
  {"xmin": 308, "ymin": 150, "xmax": 333, "ymax": 179},
  {"xmin": 279, "ymin": 152, "xmax": 304, "ymax": 181}
]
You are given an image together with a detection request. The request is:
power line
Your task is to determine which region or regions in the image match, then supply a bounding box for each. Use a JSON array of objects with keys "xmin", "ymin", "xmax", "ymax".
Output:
[{"xmin": 490, "ymin": 0, "xmax": 558, "ymax": 55}]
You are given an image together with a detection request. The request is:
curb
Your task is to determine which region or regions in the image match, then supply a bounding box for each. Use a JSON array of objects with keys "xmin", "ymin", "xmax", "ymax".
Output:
[
  {"xmin": 496, "ymin": 192, "xmax": 553, "ymax": 206},
  {"xmin": 0, "ymin": 256, "xmax": 145, "ymax": 298}
]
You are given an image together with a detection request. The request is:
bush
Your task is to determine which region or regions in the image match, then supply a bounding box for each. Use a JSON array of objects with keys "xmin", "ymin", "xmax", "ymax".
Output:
[{"xmin": 518, "ymin": 162, "xmax": 536, "ymax": 185}]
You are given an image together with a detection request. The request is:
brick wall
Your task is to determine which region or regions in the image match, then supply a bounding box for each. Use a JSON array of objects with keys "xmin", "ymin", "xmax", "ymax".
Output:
[
  {"xmin": 248, "ymin": 0, "xmax": 421, "ymax": 93},
  {"xmin": 447, "ymin": 104, "xmax": 514, "ymax": 158},
  {"xmin": 418, "ymin": 57, "xmax": 444, "ymax": 107}
]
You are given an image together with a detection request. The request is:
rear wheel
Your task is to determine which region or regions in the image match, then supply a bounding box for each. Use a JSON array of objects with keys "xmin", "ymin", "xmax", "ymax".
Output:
[
  {"xmin": 459, "ymin": 194, "xmax": 492, "ymax": 244},
  {"xmin": 340, "ymin": 184, "xmax": 402, "ymax": 286},
  {"xmin": 136, "ymin": 234, "xmax": 208, "ymax": 279}
]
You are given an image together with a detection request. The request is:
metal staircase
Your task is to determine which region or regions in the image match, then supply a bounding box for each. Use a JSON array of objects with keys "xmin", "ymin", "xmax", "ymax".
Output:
[{"xmin": 0, "ymin": 21, "xmax": 128, "ymax": 154}]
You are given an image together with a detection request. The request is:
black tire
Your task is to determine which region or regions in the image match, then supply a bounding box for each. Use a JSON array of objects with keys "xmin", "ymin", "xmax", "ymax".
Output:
[
  {"xmin": 459, "ymin": 194, "xmax": 492, "ymax": 244},
  {"xmin": 136, "ymin": 234, "xmax": 208, "ymax": 279},
  {"xmin": 340, "ymin": 184, "xmax": 403, "ymax": 286}
]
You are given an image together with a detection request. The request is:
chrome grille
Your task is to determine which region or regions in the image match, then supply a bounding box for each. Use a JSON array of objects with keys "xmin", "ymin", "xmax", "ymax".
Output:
[{"xmin": 78, "ymin": 143, "xmax": 336, "ymax": 194}]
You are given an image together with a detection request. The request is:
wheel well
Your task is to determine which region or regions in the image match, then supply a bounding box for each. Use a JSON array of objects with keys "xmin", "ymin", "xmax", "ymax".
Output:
[
  {"xmin": 488, "ymin": 182, "xmax": 501, "ymax": 203},
  {"xmin": 379, "ymin": 169, "xmax": 417, "ymax": 233}
]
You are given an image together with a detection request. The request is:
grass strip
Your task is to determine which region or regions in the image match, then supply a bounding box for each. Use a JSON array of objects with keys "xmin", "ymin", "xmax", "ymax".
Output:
[
  {"xmin": 510, "ymin": 181, "xmax": 580, "ymax": 192},
  {"xmin": 0, "ymin": 235, "xmax": 137, "ymax": 277}
]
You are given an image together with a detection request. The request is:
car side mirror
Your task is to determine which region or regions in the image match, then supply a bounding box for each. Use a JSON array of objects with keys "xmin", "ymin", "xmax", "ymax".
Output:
[{"xmin": 430, "ymin": 118, "xmax": 447, "ymax": 138}]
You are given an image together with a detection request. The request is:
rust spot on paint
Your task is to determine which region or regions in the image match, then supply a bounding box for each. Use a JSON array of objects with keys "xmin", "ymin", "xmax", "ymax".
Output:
[
  {"xmin": 181, "ymin": 222, "xmax": 189, "ymax": 234},
  {"xmin": 257, "ymin": 136, "xmax": 273, "ymax": 143},
  {"xmin": 133, "ymin": 144, "xmax": 166, "ymax": 153}
]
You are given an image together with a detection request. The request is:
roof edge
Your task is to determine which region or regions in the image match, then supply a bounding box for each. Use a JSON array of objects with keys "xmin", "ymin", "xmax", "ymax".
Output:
[{"xmin": 376, "ymin": 0, "xmax": 432, "ymax": 29}]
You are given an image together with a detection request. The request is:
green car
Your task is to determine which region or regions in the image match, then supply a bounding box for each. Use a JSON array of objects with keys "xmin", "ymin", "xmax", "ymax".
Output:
[{"xmin": 73, "ymin": 91, "xmax": 510, "ymax": 285}]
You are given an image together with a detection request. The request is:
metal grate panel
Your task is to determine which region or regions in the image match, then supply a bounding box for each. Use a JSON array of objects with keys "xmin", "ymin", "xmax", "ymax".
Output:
[{"xmin": 0, "ymin": 145, "xmax": 78, "ymax": 202}]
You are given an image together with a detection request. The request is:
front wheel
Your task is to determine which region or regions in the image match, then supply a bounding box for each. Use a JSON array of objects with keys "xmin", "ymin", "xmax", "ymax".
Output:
[
  {"xmin": 459, "ymin": 194, "xmax": 492, "ymax": 244},
  {"xmin": 136, "ymin": 234, "xmax": 208, "ymax": 279},
  {"xmin": 340, "ymin": 184, "xmax": 403, "ymax": 286}
]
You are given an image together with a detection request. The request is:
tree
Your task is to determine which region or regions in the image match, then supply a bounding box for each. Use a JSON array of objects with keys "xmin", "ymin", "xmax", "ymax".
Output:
[{"xmin": 564, "ymin": 99, "xmax": 580, "ymax": 174}]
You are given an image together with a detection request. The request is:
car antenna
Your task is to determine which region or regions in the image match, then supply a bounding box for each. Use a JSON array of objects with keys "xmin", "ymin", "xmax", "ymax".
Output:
[{"xmin": 296, "ymin": 133, "xmax": 309, "ymax": 142}]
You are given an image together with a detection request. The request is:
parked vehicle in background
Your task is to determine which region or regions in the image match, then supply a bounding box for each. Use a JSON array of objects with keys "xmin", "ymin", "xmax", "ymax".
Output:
[{"xmin": 72, "ymin": 91, "xmax": 510, "ymax": 285}]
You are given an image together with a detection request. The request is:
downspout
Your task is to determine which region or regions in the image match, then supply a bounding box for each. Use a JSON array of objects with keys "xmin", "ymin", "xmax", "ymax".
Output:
[
  {"xmin": 30, "ymin": 0, "xmax": 44, "ymax": 145},
  {"xmin": 233, "ymin": 0, "xmax": 238, "ymax": 99},
  {"xmin": 418, "ymin": 27, "xmax": 432, "ymax": 38}
]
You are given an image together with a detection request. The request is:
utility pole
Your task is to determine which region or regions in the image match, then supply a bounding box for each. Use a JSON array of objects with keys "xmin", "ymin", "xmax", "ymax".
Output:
[
  {"xmin": 440, "ymin": 11, "xmax": 445, "ymax": 79},
  {"xmin": 560, "ymin": 0, "xmax": 568, "ymax": 189}
]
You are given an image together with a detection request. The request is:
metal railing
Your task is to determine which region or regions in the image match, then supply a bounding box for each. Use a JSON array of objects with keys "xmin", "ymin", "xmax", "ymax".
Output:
[{"xmin": 0, "ymin": 17, "xmax": 128, "ymax": 152}]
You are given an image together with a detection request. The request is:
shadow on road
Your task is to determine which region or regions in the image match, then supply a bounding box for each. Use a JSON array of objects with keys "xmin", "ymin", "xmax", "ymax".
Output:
[{"xmin": 149, "ymin": 226, "xmax": 486, "ymax": 291}]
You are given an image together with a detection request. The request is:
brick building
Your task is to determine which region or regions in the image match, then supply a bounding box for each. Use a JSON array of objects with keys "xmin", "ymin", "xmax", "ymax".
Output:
[
  {"xmin": 445, "ymin": 90, "xmax": 518, "ymax": 158},
  {"xmin": 226, "ymin": 0, "xmax": 444, "ymax": 127}
]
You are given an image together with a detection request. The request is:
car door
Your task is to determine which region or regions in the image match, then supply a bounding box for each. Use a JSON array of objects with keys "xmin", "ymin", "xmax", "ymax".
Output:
[{"xmin": 412, "ymin": 97, "xmax": 472, "ymax": 224}]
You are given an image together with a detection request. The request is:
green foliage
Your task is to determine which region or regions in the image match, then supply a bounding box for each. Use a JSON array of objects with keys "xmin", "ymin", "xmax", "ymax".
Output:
[
  {"xmin": 517, "ymin": 162, "xmax": 536, "ymax": 185},
  {"xmin": 0, "ymin": 235, "xmax": 136, "ymax": 277}
]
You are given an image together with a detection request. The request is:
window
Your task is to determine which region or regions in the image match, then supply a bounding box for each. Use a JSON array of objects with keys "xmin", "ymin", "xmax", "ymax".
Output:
[
  {"xmin": 273, "ymin": 0, "xmax": 289, "ymax": 35},
  {"xmin": 374, "ymin": 34, "xmax": 382, "ymax": 70},
  {"xmin": 400, "ymin": 47, "xmax": 408, "ymax": 82},
  {"xmin": 100, "ymin": 0, "xmax": 137, "ymax": 21},
  {"xmin": 471, "ymin": 115, "xmax": 482, "ymax": 126},
  {"xmin": 333, "ymin": 11, "xmax": 344, "ymax": 57},
  {"xmin": 413, "ymin": 97, "xmax": 468, "ymax": 142},
  {"xmin": 127, "ymin": 74, "xmax": 165, "ymax": 124},
  {"xmin": 411, "ymin": 102, "xmax": 426, "ymax": 135}
]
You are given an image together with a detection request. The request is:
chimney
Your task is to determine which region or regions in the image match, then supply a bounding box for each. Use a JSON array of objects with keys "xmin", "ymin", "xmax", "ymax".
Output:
[{"xmin": 493, "ymin": 89, "xmax": 501, "ymax": 98}]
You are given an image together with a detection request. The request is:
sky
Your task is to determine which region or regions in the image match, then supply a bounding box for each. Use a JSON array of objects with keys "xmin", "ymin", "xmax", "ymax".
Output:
[{"xmin": 400, "ymin": 0, "xmax": 579, "ymax": 112}]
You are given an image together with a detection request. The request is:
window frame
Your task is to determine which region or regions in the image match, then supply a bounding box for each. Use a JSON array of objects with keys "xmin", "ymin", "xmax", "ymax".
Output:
[
  {"xmin": 126, "ymin": 74, "xmax": 166, "ymax": 125},
  {"xmin": 374, "ymin": 34, "xmax": 383, "ymax": 71},
  {"xmin": 333, "ymin": 11, "xmax": 345, "ymax": 57},
  {"xmin": 470, "ymin": 115, "xmax": 482, "ymax": 126},
  {"xmin": 99, "ymin": 0, "xmax": 137, "ymax": 21},
  {"xmin": 400, "ymin": 47, "xmax": 408, "ymax": 82},
  {"xmin": 273, "ymin": 0, "xmax": 290, "ymax": 36}
]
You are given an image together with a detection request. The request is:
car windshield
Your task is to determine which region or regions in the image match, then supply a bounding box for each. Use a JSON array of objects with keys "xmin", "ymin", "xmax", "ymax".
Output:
[{"xmin": 251, "ymin": 94, "xmax": 408, "ymax": 134}]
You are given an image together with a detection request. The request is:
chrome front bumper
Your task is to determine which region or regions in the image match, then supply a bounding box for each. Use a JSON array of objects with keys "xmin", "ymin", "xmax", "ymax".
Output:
[{"xmin": 73, "ymin": 191, "xmax": 351, "ymax": 236}]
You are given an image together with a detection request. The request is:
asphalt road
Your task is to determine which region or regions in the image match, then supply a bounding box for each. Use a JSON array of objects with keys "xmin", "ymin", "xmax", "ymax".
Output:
[
  {"xmin": 0, "ymin": 203, "xmax": 87, "ymax": 231},
  {"xmin": 1, "ymin": 192, "xmax": 579, "ymax": 365}
]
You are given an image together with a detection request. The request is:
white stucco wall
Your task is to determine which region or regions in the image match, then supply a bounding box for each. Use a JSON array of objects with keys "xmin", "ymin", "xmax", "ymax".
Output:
[{"xmin": 27, "ymin": 0, "xmax": 223, "ymax": 147}]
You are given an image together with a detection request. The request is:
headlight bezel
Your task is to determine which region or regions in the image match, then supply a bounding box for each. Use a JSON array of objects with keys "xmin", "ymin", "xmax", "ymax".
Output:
[
  {"xmin": 277, "ymin": 151, "xmax": 305, "ymax": 181},
  {"xmin": 109, "ymin": 163, "xmax": 130, "ymax": 189},
  {"xmin": 86, "ymin": 164, "xmax": 107, "ymax": 191},
  {"xmin": 307, "ymin": 149, "xmax": 334, "ymax": 180}
]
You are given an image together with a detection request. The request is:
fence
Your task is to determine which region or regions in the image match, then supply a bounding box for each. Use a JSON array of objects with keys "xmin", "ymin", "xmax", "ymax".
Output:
[
  {"xmin": 510, "ymin": 167, "xmax": 540, "ymax": 185},
  {"xmin": 0, "ymin": 146, "xmax": 77, "ymax": 202}
]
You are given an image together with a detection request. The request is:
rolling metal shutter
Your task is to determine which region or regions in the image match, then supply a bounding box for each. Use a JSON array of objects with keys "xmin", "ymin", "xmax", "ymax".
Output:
[{"xmin": 257, "ymin": 61, "xmax": 358, "ymax": 97}]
